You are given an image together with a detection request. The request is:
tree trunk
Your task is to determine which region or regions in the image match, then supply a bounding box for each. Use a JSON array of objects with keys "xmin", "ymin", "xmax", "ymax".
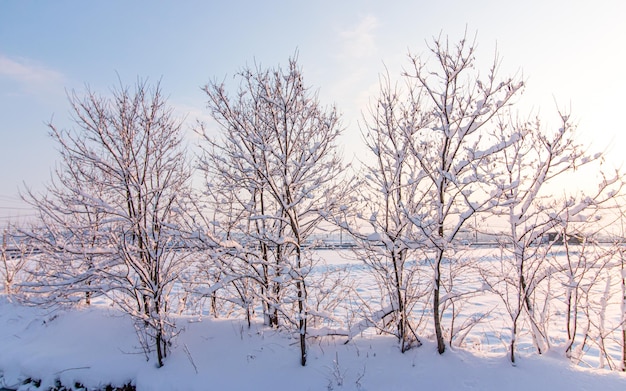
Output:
[
  {"xmin": 392, "ymin": 249, "xmax": 409, "ymax": 352},
  {"xmin": 510, "ymin": 317, "xmax": 517, "ymax": 364},
  {"xmin": 434, "ymin": 250, "xmax": 445, "ymax": 354},
  {"xmin": 621, "ymin": 256, "xmax": 626, "ymax": 371},
  {"xmin": 296, "ymin": 247, "xmax": 307, "ymax": 366},
  {"xmin": 156, "ymin": 329, "xmax": 164, "ymax": 368}
]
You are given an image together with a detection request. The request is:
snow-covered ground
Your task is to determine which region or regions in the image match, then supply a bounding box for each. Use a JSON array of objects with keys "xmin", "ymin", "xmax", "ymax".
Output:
[
  {"xmin": 2, "ymin": 249, "xmax": 626, "ymax": 390},
  {"xmin": 1, "ymin": 297, "xmax": 626, "ymax": 391}
]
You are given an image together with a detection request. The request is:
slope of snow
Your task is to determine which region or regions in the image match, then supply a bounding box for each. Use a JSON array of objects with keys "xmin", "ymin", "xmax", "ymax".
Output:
[{"xmin": 1, "ymin": 296, "xmax": 626, "ymax": 391}]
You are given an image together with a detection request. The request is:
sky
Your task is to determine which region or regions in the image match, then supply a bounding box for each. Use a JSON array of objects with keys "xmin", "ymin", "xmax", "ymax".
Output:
[{"xmin": 1, "ymin": 0, "xmax": 625, "ymax": 223}]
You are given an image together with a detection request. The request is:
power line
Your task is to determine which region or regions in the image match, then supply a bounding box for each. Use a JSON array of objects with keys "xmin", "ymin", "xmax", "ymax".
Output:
[{"xmin": 0, "ymin": 194, "xmax": 22, "ymax": 201}]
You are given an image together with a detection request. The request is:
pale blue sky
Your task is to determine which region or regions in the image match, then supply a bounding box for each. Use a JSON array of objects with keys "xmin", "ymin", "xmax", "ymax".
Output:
[{"xmin": 1, "ymin": 0, "xmax": 625, "ymax": 222}]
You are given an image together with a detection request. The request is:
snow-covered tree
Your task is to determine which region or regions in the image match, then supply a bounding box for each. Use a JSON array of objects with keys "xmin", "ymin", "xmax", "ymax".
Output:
[
  {"xmin": 22, "ymin": 155, "xmax": 110, "ymax": 307},
  {"xmin": 335, "ymin": 72, "xmax": 428, "ymax": 352},
  {"xmin": 602, "ymin": 199, "xmax": 626, "ymax": 370},
  {"xmin": 618, "ymin": 237, "xmax": 626, "ymax": 372},
  {"xmin": 24, "ymin": 80, "xmax": 193, "ymax": 367},
  {"xmin": 486, "ymin": 111, "xmax": 622, "ymax": 363},
  {"xmin": 199, "ymin": 56, "xmax": 348, "ymax": 366},
  {"xmin": 401, "ymin": 33, "xmax": 523, "ymax": 354},
  {"xmin": 1, "ymin": 224, "xmax": 31, "ymax": 298},
  {"xmin": 556, "ymin": 216, "xmax": 615, "ymax": 365}
]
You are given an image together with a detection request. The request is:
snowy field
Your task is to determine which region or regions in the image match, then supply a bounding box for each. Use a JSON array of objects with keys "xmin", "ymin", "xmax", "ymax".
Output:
[{"xmin": 2, "ymin": 249, "xmax": 626, "ymax": 390}]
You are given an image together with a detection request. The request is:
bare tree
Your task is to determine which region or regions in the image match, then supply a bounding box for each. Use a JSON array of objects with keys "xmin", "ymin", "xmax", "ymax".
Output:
[
  {"xmin": 199, "ymin": 56, "xmax": 348, "ymax": 366},
  {"xmin": 24, "ymin": 79, "xmax": 192, "ymax": 367},
  {"xmin": 607, "ymin": 201, "xmax": 626, "ymax": 371},
  {"xmin": 614, "ymin": 215, "xmax": 626, "ymax": 371},
  {"xmin": 555, "ymin": 206, "xmax": 617, "ymax": 363},
  {"xmin": 21, "ymin": 156, "xmax": 110, "ymax": 307},
  {"xmin": 402, "ymin": 33, "xmax": 523, "ymax": 354},
  {"xmin": 1, "ymin": 224, "xmax": 31, "ymax": 298},
  {"xmin": 334, "ymin": 72, "xmax": 428, "ymax": 352},
  {"xmin": 486, "ymin": 111, "xmax": 622, "ymax": 363}
]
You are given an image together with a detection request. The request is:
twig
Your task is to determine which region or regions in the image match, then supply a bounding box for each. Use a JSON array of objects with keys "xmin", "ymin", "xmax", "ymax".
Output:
[
  {"xmin": 183, "ymin": 343, "xmax": 199, "ymax": 374},
  {"xmin": 54, "ymin": 366, "xmax": 91, "ymax": 375}
]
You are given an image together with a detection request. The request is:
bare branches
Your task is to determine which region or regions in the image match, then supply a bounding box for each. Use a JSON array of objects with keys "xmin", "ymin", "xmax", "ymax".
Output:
[
  {"xmin": 198, "ymin": 56, "xmax": 348, "ymax": 366},
  {"xmin": 399, "ymin": 33, "xmax": 524, "ymax": 354},
  {"xmin": 22, "ymin": 79, "xmax": 192, "ymax": 367}
]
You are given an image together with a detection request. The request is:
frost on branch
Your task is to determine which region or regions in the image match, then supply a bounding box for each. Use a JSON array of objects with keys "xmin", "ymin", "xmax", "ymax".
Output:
[
  {"xmin": 401, "ymin": 31, "xmax": 523, "ymax": 354},
  {"xmin": 22, "ymin": 79, "xmax": 193, "ymax": 368},
  {"xmin": 198, "ymin": 54, "xmax": 350, "ymax": 366}
]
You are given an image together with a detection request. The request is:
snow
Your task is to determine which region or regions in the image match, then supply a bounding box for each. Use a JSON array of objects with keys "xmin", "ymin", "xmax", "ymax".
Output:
[
  {"xmin": 2, "ymin": 249, "xmax": 626, "ymax": 390},
  {"xmin": 2, "ymin": 297, "xmax": 626, "ymax": 391},
  {"xmin": 366, "ymin": 232, "xmax": 382, "ymax": 241}
]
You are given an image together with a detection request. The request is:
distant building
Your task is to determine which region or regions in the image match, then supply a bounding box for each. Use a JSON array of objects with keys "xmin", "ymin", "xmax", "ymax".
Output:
[{"xmin": 545, "ymin": 232, "xmax": 584, "ymax": 245}]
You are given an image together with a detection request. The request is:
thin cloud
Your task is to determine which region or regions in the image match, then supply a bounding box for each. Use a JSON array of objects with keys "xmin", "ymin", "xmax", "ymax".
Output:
[
  {"xmin": 338, "ymin": 15, "xmax": 379, "ymax": 60},
  {"xmin": 328, "ymin": 15, "xmax": 381, "ymax": 127},
  {"xmin": 0, "ymin": 54, "xmax": 65, "ymax": 92}
]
